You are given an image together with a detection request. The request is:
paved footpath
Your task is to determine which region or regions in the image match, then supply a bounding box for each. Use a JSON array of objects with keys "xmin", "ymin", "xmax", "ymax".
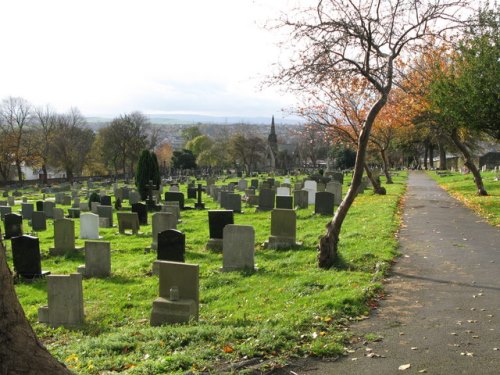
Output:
[{"xmin": 278, "ymin": 171, "xmax": 500, "ymax": 374}]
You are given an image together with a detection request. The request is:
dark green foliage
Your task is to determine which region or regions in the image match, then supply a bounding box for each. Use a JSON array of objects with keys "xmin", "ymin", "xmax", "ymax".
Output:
[
  {"xmin": 172, "ymin": 149, "xmax": 197, "ymax": 170},
  {"xmin": 330, "ymin": 144, "xmax": 356, "ymax": 170},
  {"xmin": 135, "ymin": 150, "xmax": 154, "ymax": 200},
  {"xmin": 151, "ymin": 152, "xmax": 161, "ymax": 189},
  {"xmin": 88, "ymin": 192, "xmax": 100, "ymax": 210}
]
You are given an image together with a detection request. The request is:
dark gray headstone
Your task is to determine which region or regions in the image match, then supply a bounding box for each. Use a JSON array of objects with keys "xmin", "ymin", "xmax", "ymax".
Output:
[
  {"xmin": 208, "ymin": 210, "xmax": 234, "ymax": 240},
  {"xmin": 4, "ymin": 213, "xmax": 23, "ymax": 239},
  {"xmin": 276, "ymin": 196, "xmax": 293, "ymax": 209},
  {"xmin": 157, "ymin": 229, "xmax": 185, "ymax": 262},
  {"xmin": 251, "ymin": 179, "xmax": 259, "ymax": 189},
  {"xmin": 21, "ymin": 203, "xmax": 34, "ymax": 220},
  {"xmin": 225, "ymin": 193, "xmax": 242, "ymax": 213},
  {"xmin": 100, "ymin": 195, "xmax": 112, "ymax": 206},
  {"xmin": 36, "ymin": 201, "xmax": 44, "ymax": 211},
  {"xmin": 187, "ymin": 187, "xmax": 197, "ymax": 199},
  {"xmin": 164, "ymin": 192, "xmax": 185, "ymax": 210},
  {"xmin": 97, "ymin": 205, "xmax": 113, "ymax": 227},
  {"xmin": 314, "ymin": 192, "xmax": 335, "ymax": 216},
  {"xmin": 12, "ymin": 235, "xmax": 46, "ymax": 279},
  {"xmin": 31, "ymin": 211, "xmax": 47, "ymax": 231},
  {"xmin": 0, "ymin": 206, "xmax": 12, "ymax": 220},
  {"xmin": 68, "ymin": 208, "xmax": 81, "ymax": 219},
  {"xmin": 131, "ymin": 203, "xmax": 148, "ymax": 225},
  {"xmin": 258, "ymin": 189, "xmax": 275, "ymax": 211}
]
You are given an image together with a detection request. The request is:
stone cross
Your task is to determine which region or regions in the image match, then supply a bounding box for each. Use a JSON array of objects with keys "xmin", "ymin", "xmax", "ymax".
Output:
[{"xmin": 195, "ymin": 184, "xmax": 205, "ymax": 210}]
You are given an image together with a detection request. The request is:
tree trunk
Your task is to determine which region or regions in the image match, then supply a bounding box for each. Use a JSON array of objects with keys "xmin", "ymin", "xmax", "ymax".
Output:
[
  {"xmin": 41, "ymin": 164, "xmax": 48, "ymax": 185},
  {"xmin": 15, "ymin": 161, "xmax": 23, "ymax": 184},
  {"xmin": 429, "ymin": 143, "xmax": 434, "ymax": 168},
  {"xmin": 0, "ymin": 241, "xmax": 72, "ymax": 374},
  {"xmin": 423, "ymin": 141, "xmax": 429, "ymax": 170},
  {"xmin": 318, "ymin": 93, "xmax": 388, "ymax": 269},
  {"xmin": 66, "ymin": 169, "xmax": 74, "ymax": 183},
  {"xmin": 380, "ymin": 149, "xmax": 393, "ymax": 184},
  {"xmin": 450, "ymin": 129, "xmax": 488, "ymax": 196},
  {"xmin": 364, "ymin": 163, "xmax": 386, "ymax": 195},
  {"xmin": 438, "ymin": 141, "xmax": 447, "ymax": 170}
]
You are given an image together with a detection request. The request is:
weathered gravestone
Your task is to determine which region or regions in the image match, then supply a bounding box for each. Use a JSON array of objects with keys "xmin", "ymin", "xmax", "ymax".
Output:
[
  {"xmin": 77, "ymin": 241, "xmax": 111, "ymax": 278},
  {"xmin": 303, "ymin": 180, "xmax": 317, "ymax": 205},
  {"xmin": 4, "ymin": 213, "xmax": 23, "ymax": 239},
  {"xmin": 169, "ymin": 185, "xmax": 179, "ymax": 192},
  {"xmin": 326, "ymin": 181, "xmax": 343, "ymax": 206},
  {"xmin": 132, "ymin": 202, "xmax": 148, "ymax": 225},
  {"xmin": 80, "ymin": 213, "xmax": 100, "ymax": 239},
  {"xmin": 7, "ymin": 196, "xmax": 15, "ymax": 206},
  {"xmin": 79, "ymin": 202, "xmax": 89, "ymax": 212},
  {"xmin": 31, "ymin": 211, "xmax": 47, "ymax": 231},
  {"xmin": 117, "ymin": 212, "xmax": 140, "ymax": 234},
  {"xmin": 237, "ymin": 179, "xmax": 248, "ymax": 191},
  {"xmin": 97, "ymin": 205, "xmax": 113, "ymax": 228},
  {"xmin": 221, "ymin": 225, "xmax": 255, "ymax": 272},
  {"xmin": 314, "ymin": 192, "xmax": 335, "ymax": 216},
  {"xmin": 206, "ymin": 210, "xmax": 234, "ymax": 251},
  {"xmin": 194, "ymin": 184, "xmax": 205, "ymax": 210},
  {"xmin": 128, "ymin": 191, "xmax": 141, "ymax": 205},
  {"xmin": 68, "ymin": 208, "xmax": 80, "ymax": 219},
  {"xmin": 317, "ymin": 182, "xmax": 326, "ymax": 192},
  {"xmin": 62, "ymin": 195, "xmax": 72, "ymax": 206},
  {"xmin": 187, "ymin": 186, "xmax": 197, "ymax": 199},
  {"xmin": 258, "ymin": 189, "xmax": 275, "ymax": 211},
  {"xmin": 0, "ymin": 205, "xmax": 12, "ymax": 220},
  {"xmin": 90, "ymin": 201, "xmax": 100, "ymax": 214},
  {"xmin": 151, "ymin": 212, "xmax": 177, "ymax": 250},
  {"xmin": 161, "ymin": 203, "xmax": 181, "ymax": 223},
  {"xmin": 276, "ymin": 187, "xmax": 290, "ymax": 196},
  {"xmin": 225, "ymin": 193, "xmax": 242, "ymax": 213},
  {"xmin": 150, "ymin": 261, "xmax": 199, "ymax": 326},
  {"xmin": 21, "ymin": 203, "xmax": 34, "ymax": 220},
  {"xmin": 293, "ymin": 190, "xmax": 309, "ymax": 209},
  {"xmin": 11, "ymin": 235, "xmax": 49, "ymax": 279},
  {"xmin": 153, "ymin": 229, "xmax": 186, "ymax": 274},
  {"xmin": 50, "ymin": 219, "xmax": 76, "ymax": 255},
  {"xmin": 43, "ymin": 201, "xmax": 55, "ymax": 219},
  {"xmin": 54, "ymin": 193, "xmax": 64, "ymax": 204},
  {"xmin": 265, "ymin": 209, "xmax": 300, "ymax": 249},
  {"xmin": 276, "ymin": 195, "xmax": 293, "ymax": 209},
  {"xmin": 219, "ymin": 191, "xmax": 229, "ymax": 209},
  {"xmin": 100, "ymin": 195, "xmax": 112, "ymax": 206},
  {"xmin": 36, "ymin": 200, "xmax": 44, "ymax": 211},
  {"xmin": 164, "ymin": 192, "xmax": 185, "ymax": 210},
  {"xmin": 38, "ymin": 273, "xmax": 84, "ymax": 328},
  {"xmin": 52, "ymin": 208, "xmax": 64, "ymax": 220},
  {"xmin": 250, "ymin": 179, "xmax": 259, "ymax": 189}
]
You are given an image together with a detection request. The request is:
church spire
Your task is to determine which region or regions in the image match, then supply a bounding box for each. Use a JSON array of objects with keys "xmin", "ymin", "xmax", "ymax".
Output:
[{"xmin": 268, "ymin": 115, "xmax": 278, "ymax": 157}]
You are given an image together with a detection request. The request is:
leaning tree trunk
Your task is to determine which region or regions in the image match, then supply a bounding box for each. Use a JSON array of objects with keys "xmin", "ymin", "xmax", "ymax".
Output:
[
  {"xmin": 450, "ymin": 129, "xmax": 488, "ymax": 196},
  {"xmin": 0, "ymin": 240, "xmax": 72, "ymax": 374},
  {"xmin": 380, "ymin": 149, "xmax": 393, "ymax": 184},
  {"xmin": 364, "ymin": 163, "xmax": 386, "ymax": 195},
  {"xmin": 318, "ymin": 94, "xmax": 388, "ymax": 269},
  {"xmin": 438, "ymin": 141, "xmax": 447, "ymax": 170}
]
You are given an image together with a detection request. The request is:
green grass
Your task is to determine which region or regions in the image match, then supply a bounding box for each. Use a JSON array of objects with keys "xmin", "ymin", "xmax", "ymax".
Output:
[
  {"xmin": 428, "ymin": 171, "xmax": 500, "ymax": 227},
  {"xmin": 5, "ymin": 173, "xmax": 407, "ymax": 374}
]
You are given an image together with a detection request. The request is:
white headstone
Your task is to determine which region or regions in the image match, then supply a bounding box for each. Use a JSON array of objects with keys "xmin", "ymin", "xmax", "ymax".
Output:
[
  {"xmin": 80, "ymin": 213, "xmax": 100, "ymax": 239},
  {"xmin": 303, "ymin": 180, "xmax": 317, "ymax": 204}
]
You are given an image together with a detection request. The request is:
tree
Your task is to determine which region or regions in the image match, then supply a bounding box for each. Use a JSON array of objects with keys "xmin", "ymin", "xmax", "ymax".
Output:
[
  {"xmin": 33, "ymin": 105, "xmax": 58, "ymax": 184},
  {"xmin": 271, "ymin": 0, "xmax": 466, "ymax": 268},
  {"xmin": 228, "ymin": 133, "xmax": 266, "ymax": 175},
  {"xmin": 171, "ymin": 149, "xmax": 197, "ymax": 170},
  {"xmin": 155, "ymin": 142, "xmax": 174, "ymax": 174},
  {"xmin": 49, "ymin": 108, "xmax": 94, "ymax": 182},
  {"xmin": 135, "ymin": 150, "xmax": 155, "ymax": 200},
  {"xmin": 151, "ymin": 151, "xmax": 161, "ymax": 189},
  {"xmin": 0, "ymin": 240, "xmax": 71, "ymax": 374},
  {"xmin": 185, "ymin": 135, "xmax": 214, "ymax": 157},
  {"xmin": 181, "ymin": 126, "xmax": 202, "ymax": 146}
]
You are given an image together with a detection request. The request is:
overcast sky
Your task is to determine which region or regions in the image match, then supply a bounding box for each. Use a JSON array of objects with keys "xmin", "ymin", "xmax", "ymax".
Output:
[{"xmin": 0, "ymin": 0, "xmax": 300, "ymax": 119}]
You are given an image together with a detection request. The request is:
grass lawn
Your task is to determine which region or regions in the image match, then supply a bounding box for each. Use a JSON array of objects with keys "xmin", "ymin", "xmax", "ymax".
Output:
[
  {"xmin": 5, "ymin": 173, "xmax": 407, "ymax": 374},
  {"xmin": 428, "ymin": 171, "xmax": 500, "ymax": 227}
]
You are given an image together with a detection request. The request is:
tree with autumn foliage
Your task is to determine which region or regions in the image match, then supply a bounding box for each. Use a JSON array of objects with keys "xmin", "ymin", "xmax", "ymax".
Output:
[{"xmin": 271, "ymin": 0, "xmax": 467, "ymax": 268}]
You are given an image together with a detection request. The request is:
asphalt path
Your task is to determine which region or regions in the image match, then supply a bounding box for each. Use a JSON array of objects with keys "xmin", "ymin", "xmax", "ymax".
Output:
[{"xmin": 277, "ymin": 171, "xmax": 500, "ymax": 374}]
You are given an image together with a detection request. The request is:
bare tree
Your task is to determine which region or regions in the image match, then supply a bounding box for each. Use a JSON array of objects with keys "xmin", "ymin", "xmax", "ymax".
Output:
[
  {"xmin": 33, "ymin": 105, "xmax": 58, "ymax": 184},
  {"xmin": 271, "ymin": 0, "xmax": 467, "ymax": 268}
]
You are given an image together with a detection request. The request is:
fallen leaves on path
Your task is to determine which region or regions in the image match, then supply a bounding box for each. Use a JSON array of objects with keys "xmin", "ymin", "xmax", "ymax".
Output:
[{"xmin": 399, "ymin": 363, "xmax": 411, "ymax": 370}]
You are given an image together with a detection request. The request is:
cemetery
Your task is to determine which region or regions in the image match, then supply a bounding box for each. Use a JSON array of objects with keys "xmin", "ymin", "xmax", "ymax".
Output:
[{"xmin": 1, "ymin": 173, "xmax": 410, "ymax": 373}]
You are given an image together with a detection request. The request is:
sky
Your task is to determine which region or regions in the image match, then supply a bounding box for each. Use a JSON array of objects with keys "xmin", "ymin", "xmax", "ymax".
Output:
[{"xmin": 0, "ymin": 0, "xmax": 300, "ymax": 120}]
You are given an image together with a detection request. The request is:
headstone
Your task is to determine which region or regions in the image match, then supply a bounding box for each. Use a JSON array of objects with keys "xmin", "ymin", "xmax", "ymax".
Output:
[
  {"xmin": 36, "ymin": 201, "xmax": 44, "ymax": 211},
  {"xmin": 237, "ymin": 179, "xmax": 248, "ymax": 191},
  {"xmin": 276, "ymin": 196, "xmax": 293, "ymax": 209},
  {"xmin": 77, "ymin": 241, "xmax": 111, "ymax": 278},
  {"xmin": 68, "ymin": 208, "xmax": 80, "ymax": 219},
  {"xmin": 219, "ymin": 191, "xmax": 229, "ymax": 209},
  {"xmin": 43, "ymin": 201, "xmax": 55, "ymax": 218},
  {"xmin": 314, "ymin": 192, "xmax": 335, "ymax": 216},
  {"xmin": 79, "ymin": 202, "xmax": 89, "ymax": 212},
  {"xmin": 117, "ymin": 212, "xmax": 140, "ymax": 234},
  {"xmin": 131, "ymin": 203, "xmax": 148, "ymax": 225},
  {"xmin": 326, "ymin": 181, "xmax": 343, "ymax": 206},
  {"xmin": 52, "ymin": 208, "xmax": 64, "ymax": 220},
  {"xmin": 91, "ymin": 201, "xmax": 100, "ymax": 214},
  {"xmin": 150, "ymin": 261, "xmax": 199, "ymax": 325},
  {"xmin": 161, "ymin": 204, "xmax": 181, "ymax": 223},
  {"xmin": 251, "ymin": 179, "xmax": 259, "ymax": 189},
  {"xmin": 121, "ymin": 187, "xmax": 130, "ymax": 200},
  {"xmin": 0, "ymin": 206, "xmax": 12, "ymax": 220},
  {"xmin": 225, "ymin": 193, "xmax": 242, "ymax": 213},
  {"xmin": 317, "ymin": 182, "xmax": 326, "ymax": 192},
  {"xmin": 97, "ymin": 205, "xmax": 113, "ymax": 228},
  {"xmin": 169, "ymin": 185, "xmax": 179, "ymax": 192},
  {"xmin": 38, "ymin": 273, "xmax": 84, "ymax": 328},
  {"xmin": 54, "ymin": 193, "xmax": 64, "ymax": 204},
  {"xmin": 3, "ymin": 213, "xmax": 23, "ymax": 239},
  {"xmin": 303, "ymin": 180, "xmax": 317, "ymax": 205},
  {"xmin": 276, "ymin": 187, "xmax": 290, "ymax": 196},
  {"xmin": 22, "ymin": 197, "xmax": 28, "ymax": 203},
  {"xmin": 80, "ymin": 213, "xmax": 100, "ymax": 239},
  {"xmin": 331, "ymin": 172, "xmax": 344, "ymax": 184},
  {"xmin": 31, "ymin": 211, "xmax": 47, "ymax": 231},
  {"xmin": 100, "ymin": 195, "xmax": 112, "ymax": 206},
  {"xmin": 194, "ymin": 184, "xmax": 205, "ymax": 210},
  {"xmin": 164, "ymin": 192, "xmax": 185, "ymax": 210},
  {"xmin": 11, "ymin": 235, "xmax": 49, "ymax": 279},
  {"xmin": 221, "ymin": 225, "xmax": 255, "ymax": 272},
  {"xmin": 62, "ymin": 195, "xmax": 72, "ymax": 206},
  {"xmin": 206, "ymin": 210, "xmax": 234, "ymax": 251},
  {"xmin": 21, "ymin": 203, "xmax": 34, "ymax": 220},
  {"xmin": 7, "ymin": 196, "xmax": 15, "ymax": 206},
  {"xmin": 50, "ymin": 219, "xmax": 76, "ymax": 255},
  {"xmin": 265, "ymin": 209, "xmax": 300, "ymax": 249},
  {"xmin": 153, "ymin": 230, "xmax": 186, "ymax": 274},
  {"xmin": 187, "ymin": 187, "xmax": 197, "ymax": 199},
  {"xmin": 128, "ymin": 191, "xmax": 140, "ymax": 205},
  {"xmin": 258, "ymin": 189, "xmax": 275, "ymax": 211},
  {"xmin": 151, "ymin": 212, "xmax": 177, "ymax": 250}
]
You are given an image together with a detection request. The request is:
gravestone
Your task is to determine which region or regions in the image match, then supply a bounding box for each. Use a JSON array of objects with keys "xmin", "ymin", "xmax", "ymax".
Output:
[
  {"xmin": 22, "ymin": 197, "xmax": 28, "ymax": 203},
  {"xmin": 97, "ymin": 205, "xmax": 113, "ymax": 228},
  {"xmin": 31, "ymin": 211, "xmax": 47, "ymax": 231},
  {"xmin": 258, "ymin": 189, "xmax": 275, "ymax": 211},
  {"xmin": 303, "ymin": 180, "xmax": 317, "ymax": 205},
  {"xmin": 50, "ymin": 219, "xmax": 76, "ymax": 255},
  {"xmin": 317, "ymin": 183, "xmax": 326, "ymax": 192},
  {"xmin": 121, "ymin": 187, "xmax": 130, "ymax": 200},
  {"xmin": 151, "ymin": 212, "xmax": 177, "ymax": 250},
  {"xmin": 293, "ymin": 190, "xmax": 309, "ymax": 209},
  {"xmin": 43, "ymin": 201, "xmax": 55, "ymax": 218},
  {"xmin": 54, "ymin": 193, "xmax": 64, "ymax": 204},
  {"xmin": 62, "ymin": 195, "xmax": 72, "ymax": 206},
  {"xmin": 221, "ymin": 225, "xmax": 255, "ymax": 272},
  {"xmin": 100, "ymin": 195, "xmax": 112, "ymax": 206},
  {"xmin": 331, "ymin": 171, "xmax": 344, "ymax": 184},
  {"xmin": 79, "ymin": 202, "xmax": 89, "ymax": 212},
  {"xmin": 38, "ymin": 273, "xmax": 84, "ymax": 328},
  {"xmin": 132, "ymin": 203, "xmax": 148, "ymax": 225},
  {"xmin": 52, "ymin": 208, "xmax": 64, "ymax": 220},
  {"xmin": 21, "ymin": 203, "xmax": 34, "ymax": 220},
  {"xmin": 7, "ymin": 196, "xmax": 15, "ymax": 206},
  {"xmin": 250, "ymin": 179, "xmax": 259, "ymax": 189},
  {"xmin": 194, "ymin": 184, "xmax": 205, "ymax": 210},
  {"xmin": 4, "ymin": 213, "xmax": 23, "ymax": 239},
  {"xmin": 276, "ymin": 187, "xmax": 290, "ymax": 196},
  {"xmin": 237, "ymin": 179, "xmax": 248, "ymax": 191},
  {"xmin": 36, "ymin": 200, "xmax": 44, "ymax": 211},
  {"xmin": 11, "ymin": 235, "xmax": 49, "ymax": 279},
  {"xmin": 80, "ymin": 213, "xmax": 100, "ymax": 239},
  {"xmin": 0, "ymin": 206, "xmax": 12, "ymax": 220},
  {"xmin": 276, "ymin": 195, "xmax": 293, "ymax": 209},
  {"xmin": 68, "ymin": 208, "xmax": 80, "ymax": 218},
  {"xmin": 219, "ymin": 191, "xmax": 229, "ymax": 209},
  {"xmin": 206, "ymin": 210, "xmax": 234, "ymax": 251},
  {"xmin": 153, "ymin": 229, "xmax": 186, "ymax": 275},
  {"xmin": 164, "ymin": 192, "xmax": 185, "ymax": 210},
  {"xmin": 169, "ymin": 185, "xmax": 179, "ymax": 192},
  {"xmin": 265, "ymin": 209, "xmax": 300, "ymax": 249},
  {"xmin": 128, "ymin": 191, "xmax": 140, "ymax": 205},
  {"xmin": 161, "ymin": 204, "xmax": 181, "ymax": 223},
  {"xmin": 225, "ymin": 193, "xmax": 242, "ymax": 213},
  {"xmin": 117, "ymin": 212, "xmax": 140, "ymax": 234},
  {"xmin": 326, "ymin": 181, "xmax": 343, "ymax": 206},
  {"xmin": 77, "ymin": 241, "xmax": 111, "ymax": 278},
  {"xmin": 187, "ymin": 187, "xmax": 197, "ymax": 199},
  {"xmin": 314, "ymin": 192, "xmax": 335, "ymax": 216},
  {"xmin": 150, "ymin": 261, "xmax": 199, "ymax": 325},
  {"xmin": 91, "ymin": 201, "xmax": 100, "ymax": 214}
]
